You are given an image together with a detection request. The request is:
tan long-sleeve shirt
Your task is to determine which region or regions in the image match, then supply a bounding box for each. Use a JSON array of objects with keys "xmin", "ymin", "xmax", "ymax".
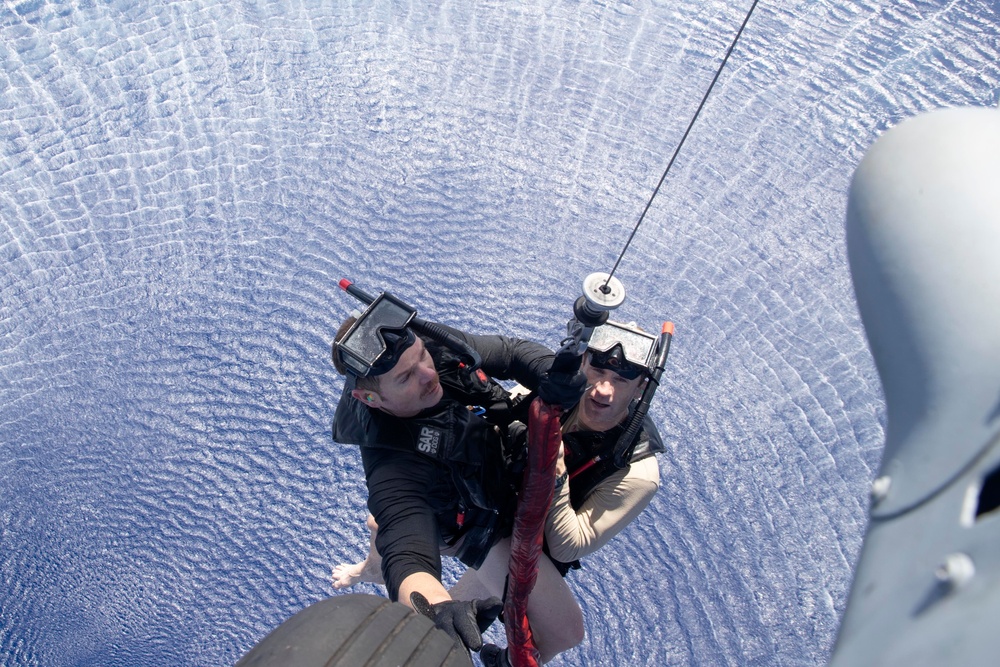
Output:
[{"xmin": 544, "ymin": 453, "xmax": 660, "ymax": 564}]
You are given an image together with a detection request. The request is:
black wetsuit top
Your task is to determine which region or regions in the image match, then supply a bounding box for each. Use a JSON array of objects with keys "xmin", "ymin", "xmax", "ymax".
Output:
[
  {"xmin": 563, "ymin": 411, "xmax": 665, "ymax": 509},
  {"xmin": 333, "ymin": 325, "xmax": 553, "ymax": 601},
  {"xmin": 541, "ymin": 409, "xmax": 665, "ymax": 577}
]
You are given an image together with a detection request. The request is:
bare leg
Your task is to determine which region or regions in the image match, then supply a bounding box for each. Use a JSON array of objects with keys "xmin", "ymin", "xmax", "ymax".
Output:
[
  {"xmin": 449, "ymin": 566, "xmax": 493, "ymax": 601},
  {"xmin": 332, "ymin": 514, "xmax": 385, "ymax": 589},
  {"xmin": 472, "ymin": 537, "xmax": 584, "ymax": 664}
]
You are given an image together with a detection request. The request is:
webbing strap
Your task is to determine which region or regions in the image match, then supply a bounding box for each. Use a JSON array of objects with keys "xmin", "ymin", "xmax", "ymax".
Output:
[{"xmin": 503, "ymin": 397, "xmax": 563, "ymax": 667}]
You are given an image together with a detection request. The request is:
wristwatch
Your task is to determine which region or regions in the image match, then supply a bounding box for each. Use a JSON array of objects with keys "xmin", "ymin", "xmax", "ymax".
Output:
[{"xmin": 554, "ymin": 471, "xmax": 569, "ymax": 491}]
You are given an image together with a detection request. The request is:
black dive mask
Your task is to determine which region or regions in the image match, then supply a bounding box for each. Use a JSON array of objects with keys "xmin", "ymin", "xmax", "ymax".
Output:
[
  {"xmin": 586, "ymin": 321, "xmax": 658, "ymax": 380},
  {"xmin": 335, "ymin": 292, "xmax": 418, "ymax": 377}
]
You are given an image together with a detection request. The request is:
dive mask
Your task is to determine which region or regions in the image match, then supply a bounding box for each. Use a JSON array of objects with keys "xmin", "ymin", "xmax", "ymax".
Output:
[
  {"xmin": 335, "ymin": 292, "xmax": 417, "ymax": 377},
  {"xmin": 587, "ymin": 320, "xmax": 658, "ymax": 380}
]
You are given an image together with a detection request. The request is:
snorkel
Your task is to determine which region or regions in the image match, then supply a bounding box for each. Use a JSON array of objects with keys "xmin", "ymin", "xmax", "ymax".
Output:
[
  {"xmin": 335, "ymin": 278, "xmax": 483, "ymax": 375},
  {"xmin": 612, "ymin": 321, "xmax": 674, "ymax": 468}
]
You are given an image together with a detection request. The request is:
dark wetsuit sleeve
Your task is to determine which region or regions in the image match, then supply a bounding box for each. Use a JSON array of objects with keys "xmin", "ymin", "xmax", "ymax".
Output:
[
  {"xmin": 362, "ymin": 445, "xmax": 443, "ymax": 602},
  {"xmin": 434, "ymin": 322, "xmax": 554, "ymax": 389}
]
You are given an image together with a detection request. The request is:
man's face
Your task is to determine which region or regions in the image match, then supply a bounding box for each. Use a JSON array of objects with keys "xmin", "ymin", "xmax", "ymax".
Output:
[
  {"xmin": 577, "ymin": 353, "xmax": 645, "ymax": 432},
  {"xmin": 358, "ymin": 337, "xmax": 443, "ymax": 418}
]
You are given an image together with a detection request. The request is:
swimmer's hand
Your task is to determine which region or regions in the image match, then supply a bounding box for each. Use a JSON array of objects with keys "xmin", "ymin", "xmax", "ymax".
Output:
[{"xmin": 410, "ymin": 592, "xmax": 503, "ymax": 652}]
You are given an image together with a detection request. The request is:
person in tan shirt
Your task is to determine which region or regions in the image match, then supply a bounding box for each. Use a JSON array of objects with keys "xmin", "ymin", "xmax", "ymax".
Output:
[{"xmin": 543, "ymin": 343, "xmax": 663, "ymax": 571}]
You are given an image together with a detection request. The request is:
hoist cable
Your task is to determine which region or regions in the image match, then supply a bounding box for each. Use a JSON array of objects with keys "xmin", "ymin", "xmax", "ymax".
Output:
[{"xmin": 604, "ymin": 0, "xmax": 762, "ymax": 288}]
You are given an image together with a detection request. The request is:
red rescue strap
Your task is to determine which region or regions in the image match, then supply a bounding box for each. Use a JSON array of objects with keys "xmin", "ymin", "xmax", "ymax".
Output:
[{"xmin": 503, "ymin": 397, "xmax": 563, "ymax": 667}]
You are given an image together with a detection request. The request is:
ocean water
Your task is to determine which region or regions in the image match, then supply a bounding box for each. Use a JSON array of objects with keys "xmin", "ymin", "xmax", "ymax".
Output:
[{"xmin": 1, "ymin": 1, "xmax": 998, "ymax": 665}]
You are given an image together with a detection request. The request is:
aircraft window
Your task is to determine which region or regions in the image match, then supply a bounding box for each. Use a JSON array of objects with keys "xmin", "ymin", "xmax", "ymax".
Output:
[{"xmin": 975, "ymin": 463, "xmax": 1000, "ymax": 521}]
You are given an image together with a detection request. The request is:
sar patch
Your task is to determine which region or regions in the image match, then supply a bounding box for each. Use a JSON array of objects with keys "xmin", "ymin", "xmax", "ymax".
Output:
[{"xmin": 417, "ymin": 426, "xmax": 442, "ymax": 456}]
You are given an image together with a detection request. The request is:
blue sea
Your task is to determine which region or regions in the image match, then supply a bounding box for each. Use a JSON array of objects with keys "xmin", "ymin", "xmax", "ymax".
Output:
[{"xmin": 2, "ymin": 1, "xmax": 998, "ymax": 665}]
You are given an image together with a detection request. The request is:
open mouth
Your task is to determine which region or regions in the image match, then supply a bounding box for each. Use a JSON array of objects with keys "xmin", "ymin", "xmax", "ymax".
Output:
[{"xmin": 586, "ymin": 396, "xmax": 612, "ymax": 412}]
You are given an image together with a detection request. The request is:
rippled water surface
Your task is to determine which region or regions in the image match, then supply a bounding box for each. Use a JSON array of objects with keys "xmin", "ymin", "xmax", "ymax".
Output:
[{"xmin": 2, "ymin": 1, "xmax": 998, "ymax": 665}]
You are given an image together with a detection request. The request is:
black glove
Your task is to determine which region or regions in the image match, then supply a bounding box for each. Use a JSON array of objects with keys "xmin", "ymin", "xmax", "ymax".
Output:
[
  {"xmin": 410, "ymin": 592, "xmax": 503, "ymax": 652},
  {"xmin": 537, "ymin": 368, "xmax": 587, "ymax": 409},
  {"xmin": 480, "ymin": 643, "xmax": 512, "ymax": 667}
]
